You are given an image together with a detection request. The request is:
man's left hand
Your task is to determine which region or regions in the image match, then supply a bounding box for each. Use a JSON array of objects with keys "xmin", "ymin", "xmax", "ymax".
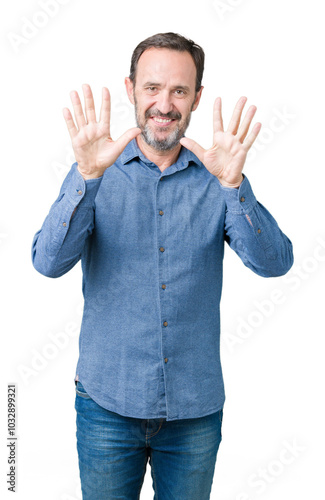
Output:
[{"xmin": 180, "ymin": 96, "xmax": 262, "ymax": 188}]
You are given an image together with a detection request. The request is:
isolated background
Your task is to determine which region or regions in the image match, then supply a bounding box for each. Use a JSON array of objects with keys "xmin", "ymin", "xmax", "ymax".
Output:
[{"xmin": 1, "ymin": 0, "xmax": 324, "ymax": 498}]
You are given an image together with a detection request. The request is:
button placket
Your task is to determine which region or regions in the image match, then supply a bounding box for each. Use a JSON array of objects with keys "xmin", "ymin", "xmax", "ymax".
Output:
[{"xmin": 157, "ymin": 177, "xmax": 169, "ymax": 369}]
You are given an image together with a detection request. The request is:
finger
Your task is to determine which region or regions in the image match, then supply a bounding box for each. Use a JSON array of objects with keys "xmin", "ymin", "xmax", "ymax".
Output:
[
  {"xmin": 243, "ymin": 122, "xmax": 262, "ymax": 151},
  {"xmin": 236, "ymin": 105, "xmax": 257, "ymax": 142},
  {"xmin": 70, "ymin": 90, "xmax": 86, "ymax": 129},
  {"xmin": 226, "ymin": 96, "xmax": 247, "ymax": 135},
  {"xmin": 179, "ymin": 137, "xmax": 205, "ymax": 162},
  {"xmin": 82, "ymin": 83, "xmax": 97, "ymax": 124},
  {"xmin": 62, "ymin": 107, "xmax": 78, "ymax": 139},
  {"xmin": 213, "ymin": 97, "xmax": 224, "ymax": 134},
  {"xmin": 114, "ymin": 127, "xmax": 142, "ymax": 157},
  {"xmin": 99, "ymin": 87, "xmax": 111, "ymax": 133}
]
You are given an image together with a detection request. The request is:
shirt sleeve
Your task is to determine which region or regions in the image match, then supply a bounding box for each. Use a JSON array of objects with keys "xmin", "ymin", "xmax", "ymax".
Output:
[
  {"xmin": 221, "ymin": 175, "xmax": 293, "ymax": 277},
  {"xmin": 31, "ymin": 162, "xmax": 103, "ymax": 278}
]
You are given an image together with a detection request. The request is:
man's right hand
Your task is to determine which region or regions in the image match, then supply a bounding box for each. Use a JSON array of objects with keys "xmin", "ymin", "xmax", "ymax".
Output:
[{"xmin": 62, "ymin": 84, "xmax": 141, "ymax": 179}]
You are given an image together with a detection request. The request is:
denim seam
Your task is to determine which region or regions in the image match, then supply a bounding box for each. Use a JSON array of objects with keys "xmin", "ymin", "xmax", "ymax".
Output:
[
  {"xmin": 137, "ymin": 454, "xmax": 148, "ymax": 500},
  {"xmin": 150, "ymin": 453, "xmax": 159, "ymax": 500}
]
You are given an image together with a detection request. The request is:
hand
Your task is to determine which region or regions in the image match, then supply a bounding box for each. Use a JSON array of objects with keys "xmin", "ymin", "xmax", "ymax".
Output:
[
  {"xmin": 63, "ymin": 84, "xmax": 141, "ymax": 179},
  {"xmin": 180, "ymin": 96, "xmax": 262, "ymax": 188}
]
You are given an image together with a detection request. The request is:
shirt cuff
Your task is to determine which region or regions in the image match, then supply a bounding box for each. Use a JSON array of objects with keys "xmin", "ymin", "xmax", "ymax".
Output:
[
  {"xmin": 65, "ymin": 162, "xmax": 103, "ymax": 207},
  {"xmin": 219, "ymin": 175, "xmax": 257, "ymax": 214}
]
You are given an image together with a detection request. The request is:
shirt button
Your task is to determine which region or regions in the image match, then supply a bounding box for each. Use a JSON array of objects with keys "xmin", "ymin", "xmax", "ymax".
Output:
[
  {"xmin": 164, "ymin": 358, "xmax": 168, "ymax": 363},
  {"xmin": 160, "ymin": 177, "xmax": 164, "ymax": 181},
  {"xmin": 257, "ymin": 229, "xmax": 261, "ymax": 234},
  {"xmin": 62, "ymin": 222, "xmax": 67, "ymax": 227},
  {"xmin": 240, "ymin": 196, "xmax": 245, "ymax": 202},
  {"xmin": 78, "ymin": 190, "xmax": 83, "ymax": 195},
  {"xmin": 159, "ymin": 210, "xmax": 164, "ymax": 216},
  {"xmin": 163, "ymin": 321, "xmax": 168, "ymax": 327},
  {"xmin": 159, "ymin": 247, "xmax": 165, "ymax": 252},
  {"xmin": 162, "ymin": 284, "xmax": 166, "ymax": 289}
]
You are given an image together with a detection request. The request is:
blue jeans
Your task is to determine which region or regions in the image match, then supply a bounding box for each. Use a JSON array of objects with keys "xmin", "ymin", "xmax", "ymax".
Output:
[{"xmin": 75, "ymin": 380, "xmax": 223, "ymax": 500}]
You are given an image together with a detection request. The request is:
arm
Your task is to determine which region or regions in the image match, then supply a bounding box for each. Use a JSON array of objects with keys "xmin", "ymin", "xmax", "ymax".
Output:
[
  {"xmin": 31, "ymin": 83, "xmax": 141, "ymax": 278},
  {"xmin": 180, "ymin": 96, "xmax": 293, "ymax": 277},
  {"xmin": 221, "ymin": 176, "xmax": 293, "ymax": 277},
  {"xmin": 31, "ymin": 163, "xmax": 102, "ymax": 278}
]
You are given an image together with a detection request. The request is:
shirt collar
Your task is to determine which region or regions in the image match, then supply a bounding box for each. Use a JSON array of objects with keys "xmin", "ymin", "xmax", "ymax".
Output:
[{"xmin": 120, "ymin": 138, "xmax": 201, "ymax": 170}]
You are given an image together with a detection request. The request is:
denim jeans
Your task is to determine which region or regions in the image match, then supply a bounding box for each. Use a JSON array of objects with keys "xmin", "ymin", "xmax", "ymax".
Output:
[{"xmin": 75, "ymin": 380, "xmax": 223, "ymax": 500}]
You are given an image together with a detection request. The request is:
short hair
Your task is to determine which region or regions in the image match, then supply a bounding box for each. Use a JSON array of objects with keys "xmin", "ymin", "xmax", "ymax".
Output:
[{"xmin": 129, "ymin": 32, "xmax": 205, "ymax": 93}]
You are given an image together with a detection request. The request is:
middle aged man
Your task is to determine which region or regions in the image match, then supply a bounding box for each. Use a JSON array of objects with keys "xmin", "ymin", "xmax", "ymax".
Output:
[{"xmin": 32, "ymin": 32, "xmax": 293, "ymax": 500}]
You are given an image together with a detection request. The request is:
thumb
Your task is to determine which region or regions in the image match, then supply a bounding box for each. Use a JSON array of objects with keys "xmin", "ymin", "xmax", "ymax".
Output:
[
  {"xmin": 179, "ymin": 137, "xmax": 205, "ymax": 162},
  {"xmin": 115, "ymin": 127, "xmax": 142, "ymax": 154}
]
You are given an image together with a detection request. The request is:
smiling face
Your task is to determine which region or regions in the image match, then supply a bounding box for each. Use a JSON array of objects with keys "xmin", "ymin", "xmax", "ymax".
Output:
[{"xmin": 125, "ymin": 48, "xmax": 203, "ymax": 152}]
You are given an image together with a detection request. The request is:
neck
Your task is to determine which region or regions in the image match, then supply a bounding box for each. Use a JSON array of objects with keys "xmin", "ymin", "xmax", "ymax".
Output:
[{"xmin": 136, "ymin": 135, "xmax": 182, "ymax": 172}]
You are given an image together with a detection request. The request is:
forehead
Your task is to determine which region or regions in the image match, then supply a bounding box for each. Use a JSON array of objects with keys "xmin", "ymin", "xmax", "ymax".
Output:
[{"xmin": 135, "ymin": 47, "xmax": 197, "ymax": 88}]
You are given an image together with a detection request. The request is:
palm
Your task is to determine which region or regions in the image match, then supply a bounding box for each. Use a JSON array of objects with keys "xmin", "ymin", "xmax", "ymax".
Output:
[
  {"xmin": 180, "ymin": 96, "xmax": 261, "ymax": 188},
  {"xmin": 71, "ymin": 121, "xmax": 115, "ymax": 170},
  {"xmin": 203, "ymin": 130, "xmax": 247, "ymax": 179},
  {"xmin": 63, "ymin": 84, "xmax": 141, "ymax": 179}
]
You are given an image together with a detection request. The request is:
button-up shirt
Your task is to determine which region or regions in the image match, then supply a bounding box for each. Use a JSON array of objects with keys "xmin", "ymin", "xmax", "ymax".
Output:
[{"xmin": 31, "ymin": 138, "xmax": 293, "ymax": 421}]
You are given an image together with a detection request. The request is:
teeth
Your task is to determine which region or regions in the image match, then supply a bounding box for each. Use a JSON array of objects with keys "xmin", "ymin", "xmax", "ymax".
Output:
[{"xmin": 153, "ymin": 117, "xmax": 172, "ymax": 123}]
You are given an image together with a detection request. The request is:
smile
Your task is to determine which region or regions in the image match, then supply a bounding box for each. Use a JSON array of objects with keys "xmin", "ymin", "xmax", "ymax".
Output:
[{"xmin": 151, "ymin": 117, "xmax": 175, "ymax": 126}]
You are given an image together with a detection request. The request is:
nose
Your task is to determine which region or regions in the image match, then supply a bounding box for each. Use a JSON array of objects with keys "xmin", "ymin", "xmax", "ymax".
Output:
[{"xmin": 155, "ymin": 90, "xmax": 174, "ymax": 115}]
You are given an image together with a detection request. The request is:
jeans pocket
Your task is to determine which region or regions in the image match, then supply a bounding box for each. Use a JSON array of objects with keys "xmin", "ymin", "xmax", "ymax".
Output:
[{"xmin": 75, "ymin": 381, "xmax": 92, "ymax": 399}]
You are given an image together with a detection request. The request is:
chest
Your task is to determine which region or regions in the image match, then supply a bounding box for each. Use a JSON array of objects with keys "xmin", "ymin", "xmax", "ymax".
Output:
[{"xmin": 93, "ymin": 165, "xmax": 226, "ymax": 254}]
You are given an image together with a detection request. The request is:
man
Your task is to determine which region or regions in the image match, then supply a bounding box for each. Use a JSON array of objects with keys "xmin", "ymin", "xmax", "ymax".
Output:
[{"xmin": 32, "ymin": 32, "xmax": 293, "ymax": 500}]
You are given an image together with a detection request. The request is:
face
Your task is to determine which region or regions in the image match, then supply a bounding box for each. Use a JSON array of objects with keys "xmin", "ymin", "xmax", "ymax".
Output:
[{"xmin": 125, "ymin": 48, "xmax": 203, "ymax": 151}]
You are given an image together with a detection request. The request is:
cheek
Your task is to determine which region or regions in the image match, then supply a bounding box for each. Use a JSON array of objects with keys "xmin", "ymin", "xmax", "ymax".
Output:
[
  {"xmin": 137, "ymin": 100, "xmax": 156, "ymax": 117},
  {"xmin": 179, "ymin": 102, "xmax": 192, "ymax": 119},
  {"xmin": 136, "ymin": 92, "xmax": 155, "ymax": 106}
]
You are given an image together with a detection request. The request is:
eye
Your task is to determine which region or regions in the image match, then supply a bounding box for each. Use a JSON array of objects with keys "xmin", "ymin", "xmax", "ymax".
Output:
[
  {"xmin": 174, "ymin": 89, "xmax": 185, "ymax": 96},
  {"xmin": 147, "ymin": 87, "xmax": 157, "ymax": 92}
]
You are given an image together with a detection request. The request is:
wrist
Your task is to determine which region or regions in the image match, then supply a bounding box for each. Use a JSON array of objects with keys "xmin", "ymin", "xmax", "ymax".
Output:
[
  {"xmin": 77, "ymin": 165, "xmax": 103, "ymax": 180},
  {"xmin": 218, "ymin": 174, "xmax": 244, "ymax": 189}
]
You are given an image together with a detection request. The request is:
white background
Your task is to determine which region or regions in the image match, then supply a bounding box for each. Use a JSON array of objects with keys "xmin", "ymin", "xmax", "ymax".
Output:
[{"xmin": 1, "ymin": 0, "xmax": 324, "ymax": 498}]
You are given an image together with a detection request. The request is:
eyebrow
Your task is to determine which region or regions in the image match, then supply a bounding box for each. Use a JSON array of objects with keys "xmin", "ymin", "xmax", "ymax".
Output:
[{"xmin": 143, "ymin": 82, "xmax": 191, "ymax": 92}]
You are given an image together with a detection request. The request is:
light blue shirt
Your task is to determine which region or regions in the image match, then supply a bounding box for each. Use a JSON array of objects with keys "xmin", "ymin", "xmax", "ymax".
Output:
[{"xmin": 32, "ymin": 138, "xmax": 293, "ymax": 421}]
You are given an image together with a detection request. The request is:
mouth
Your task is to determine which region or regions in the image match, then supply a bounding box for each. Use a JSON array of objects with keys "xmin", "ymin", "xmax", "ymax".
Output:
[{"xmin": 150, "ymin": 116, "xmax": 176, "ymax": 127}]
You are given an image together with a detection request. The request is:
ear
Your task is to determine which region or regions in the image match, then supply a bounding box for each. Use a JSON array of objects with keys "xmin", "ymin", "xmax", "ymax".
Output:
[
  {"xmin": 125, "ymin": 77, "xmax": 135, "ymax": 105},
  {"xmin": 191, "ymin": 86, "xmax": 204, "ymax": 111}
]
